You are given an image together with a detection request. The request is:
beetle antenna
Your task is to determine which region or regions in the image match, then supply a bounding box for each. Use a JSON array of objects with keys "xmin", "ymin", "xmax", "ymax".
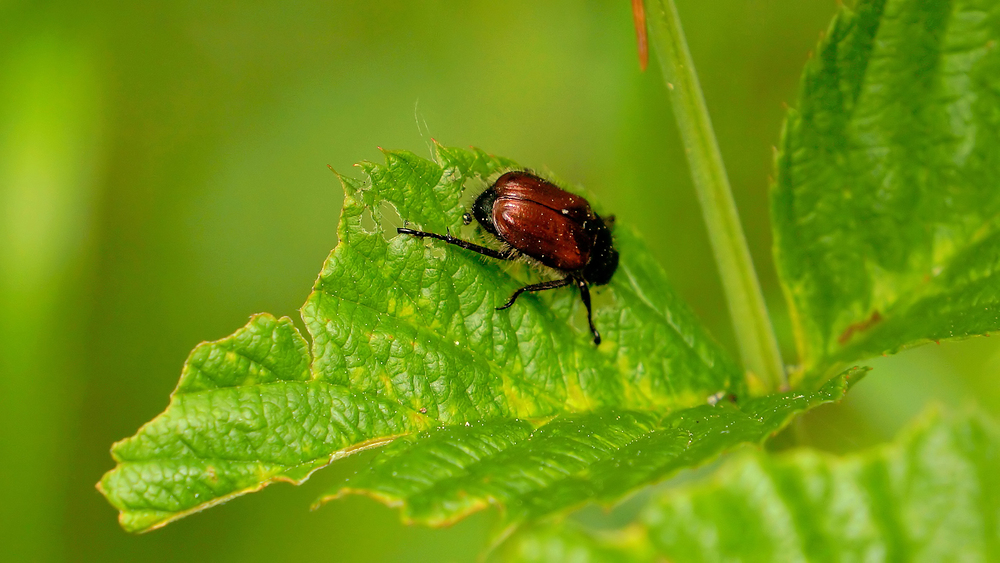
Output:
[{"xmin": 576, "ymin": 278, "xmax": 600, "ymax": 345}]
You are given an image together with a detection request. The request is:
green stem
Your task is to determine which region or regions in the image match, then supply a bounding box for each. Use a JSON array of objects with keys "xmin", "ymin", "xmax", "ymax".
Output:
[{"xmin": 645, "ymin": 0, "xmax": 785, "ymax": 392}]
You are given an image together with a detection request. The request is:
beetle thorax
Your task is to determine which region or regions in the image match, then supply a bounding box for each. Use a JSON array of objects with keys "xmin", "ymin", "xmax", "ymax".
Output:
[
  {"xmin": 472, "ymin": 188, "xmax": 499, "ymax": 236},
  {"xmin": 582, "ymin": 225, "xmax": 618, "ymax": 285}
]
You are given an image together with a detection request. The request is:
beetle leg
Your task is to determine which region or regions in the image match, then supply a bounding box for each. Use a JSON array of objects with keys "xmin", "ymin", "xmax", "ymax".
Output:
[
  {"xmin": 397, "ymin": 228, "xmax": 516, "ymax": 261},
  {"xmin": 575, "ymin": 278, "xmax": 601, "ymax": 345},
  {"xmin": 496, "ymin": 277, "xmax": 572, "ymax": 310}
]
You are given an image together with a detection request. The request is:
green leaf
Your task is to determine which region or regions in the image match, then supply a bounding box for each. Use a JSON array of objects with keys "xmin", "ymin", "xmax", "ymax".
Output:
[
  {"xmin": 97, "ymin": 313, "xmax": 407, "ymax": 532},
  {"xmin": 319, "ymin": 368, "xmax": 863, "ymax": 526},
  {"xmin": 503, "ymin": 408, "xmax": 1000, "ymax": 562},
  {"xmin": 772, "ymin": 0, "xmax": 1000, "ymax": 382},
  {"xmin": 100, "ymin": 144, "xmax": 753, "ymax": 532},
  {"xmin": 501, "ymin": 522, "xmax": 652, "ymax": 563}
]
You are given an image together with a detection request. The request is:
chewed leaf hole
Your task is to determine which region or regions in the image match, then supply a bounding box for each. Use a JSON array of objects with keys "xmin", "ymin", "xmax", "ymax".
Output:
[{"xmin": 377, "ymin": 200, "xmax": 404, "ymax": 233}]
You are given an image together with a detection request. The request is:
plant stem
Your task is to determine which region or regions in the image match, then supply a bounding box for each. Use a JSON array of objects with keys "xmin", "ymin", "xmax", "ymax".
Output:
[{"xmin": 645, "ymin": 0, "xmax": 785, "ymax": 392}]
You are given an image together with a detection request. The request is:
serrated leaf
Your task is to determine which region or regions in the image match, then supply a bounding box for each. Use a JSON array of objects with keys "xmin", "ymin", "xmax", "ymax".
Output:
[
  {"xmin": 100, "ymin": 144, "xmax": 752, "ymax": 532},
  {"xmin": 320, "ymin": 368, "xmax": 863, "ymax": 526},
  {"xmin": 772, "ymin": 0, "xmax": 1000, "ymax": 382},
  {"xmin": 504, "ymin": 408, "xmax": 1000, "ymax": 562}
]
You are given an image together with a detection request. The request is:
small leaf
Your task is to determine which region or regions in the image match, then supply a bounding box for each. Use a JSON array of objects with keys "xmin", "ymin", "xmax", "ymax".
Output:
[
  {"xmin": 772, "ymin": 0, "xmax": 1000, "ymax": 382},
  {"xmin": 100, "ymin": 144, "xmax": 751, "ymax": 532},
  {"xmin": 320, "ymin": 368, "xmax": 864, "ymax": 526},
  {"xmin": 504, "ymin": 407, "xmax": 1000, "ymax": 562}
]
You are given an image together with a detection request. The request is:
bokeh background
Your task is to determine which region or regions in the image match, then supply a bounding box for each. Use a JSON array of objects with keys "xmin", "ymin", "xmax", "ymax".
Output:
[{"xmin": 3, "ymin": 1, "xmax": 999, "ymax": 561}]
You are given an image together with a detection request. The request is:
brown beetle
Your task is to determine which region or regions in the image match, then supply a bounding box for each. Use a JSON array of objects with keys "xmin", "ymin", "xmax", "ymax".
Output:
[{"xmin": 398, "ymin": 170, "xmax": 618, "ymax": 344}]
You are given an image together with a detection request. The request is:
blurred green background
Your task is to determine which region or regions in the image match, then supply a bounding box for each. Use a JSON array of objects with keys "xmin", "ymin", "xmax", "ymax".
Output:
[{"xmin": 3, "ymin": 0, "xmax": 998, "ymax": 561}]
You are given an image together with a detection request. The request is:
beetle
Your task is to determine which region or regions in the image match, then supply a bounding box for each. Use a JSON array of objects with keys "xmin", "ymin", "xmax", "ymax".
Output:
[{"xmin": 397, "ymin": 170, "xmax": 618, "ymax": 344}]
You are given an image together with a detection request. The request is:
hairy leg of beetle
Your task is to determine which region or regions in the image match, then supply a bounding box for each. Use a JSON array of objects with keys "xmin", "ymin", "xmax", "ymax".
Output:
[
  {"xmin": 576, "ymin": 278, "xmax": 600, "ymax": 345},
  {"xmin": 397, "ymin": 228, "xmax": 515, "ymax": 261},
  {"xmin": 496, "ymin": 277, "xmax": 572, "ymax": 310}
]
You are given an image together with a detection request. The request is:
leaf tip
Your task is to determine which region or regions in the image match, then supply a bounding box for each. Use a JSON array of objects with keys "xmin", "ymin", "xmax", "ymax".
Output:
[{"xmin": 836, "ymin": 365, "xmax": 870, "ymax": 395}]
